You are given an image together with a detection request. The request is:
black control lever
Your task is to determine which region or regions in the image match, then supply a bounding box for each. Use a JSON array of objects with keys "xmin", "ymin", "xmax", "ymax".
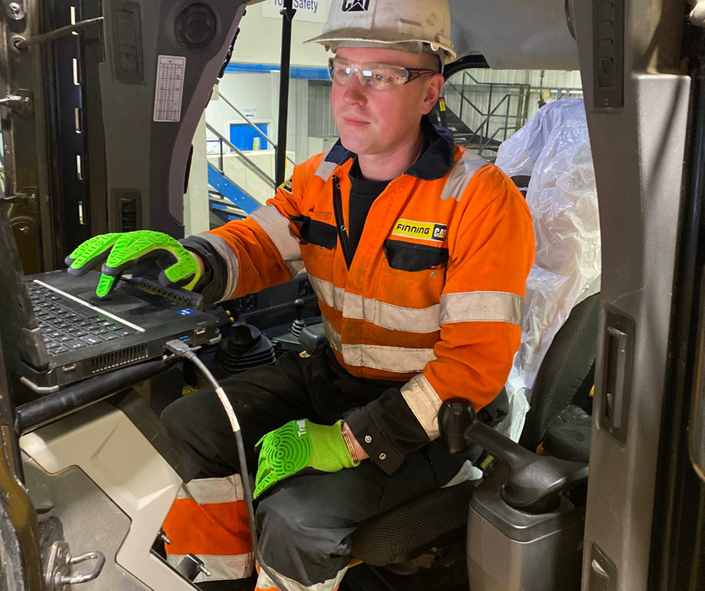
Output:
[
  {"xmin": 290, "ymin": 298, "xmax": 306, "ymax": 338},
  {"xmin": 439, "ymin": 399, "xmax": 589, "ymax": 514}
]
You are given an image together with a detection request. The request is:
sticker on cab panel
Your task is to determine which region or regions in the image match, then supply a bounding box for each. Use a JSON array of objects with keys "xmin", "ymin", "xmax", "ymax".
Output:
[
  {"xmin": 391, "ymin": 219, "xmax": 447, "ymax": 242},
  {"xmin": 280, "ymin": 177, "xmax": 293, "ymax": 193},
  {"xmin": 153, "ymin": 56, "xmax": 186, "ymax": 123}
]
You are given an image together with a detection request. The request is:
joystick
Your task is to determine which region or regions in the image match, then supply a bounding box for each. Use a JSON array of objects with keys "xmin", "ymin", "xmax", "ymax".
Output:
[{"xmin": 290, "ymin": 298, "xmax": 306, "ymax": 338}]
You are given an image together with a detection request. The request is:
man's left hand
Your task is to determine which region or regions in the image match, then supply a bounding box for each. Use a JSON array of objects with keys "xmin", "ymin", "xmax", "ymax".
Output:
[{"xmin": 254, "ymin": 419, "xmax": 360, "ymax": 499}]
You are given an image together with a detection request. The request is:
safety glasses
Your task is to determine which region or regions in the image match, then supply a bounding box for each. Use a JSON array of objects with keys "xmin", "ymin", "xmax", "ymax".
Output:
[{"xmin": 327, "ymin": 57, "xmax": 437, "ymax": 91}]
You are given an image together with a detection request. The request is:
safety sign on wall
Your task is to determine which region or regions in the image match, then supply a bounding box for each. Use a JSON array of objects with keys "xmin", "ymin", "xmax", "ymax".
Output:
[{"xmin": 261, "ymin": 0, "xmax": 329, "ymax": 24}]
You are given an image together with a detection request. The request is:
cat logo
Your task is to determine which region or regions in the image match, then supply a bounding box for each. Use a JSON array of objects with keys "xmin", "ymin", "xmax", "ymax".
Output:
[
  {"xmin": 432, "ymin": 225, "xmax": 447, "ymax": 240},
  {"xmin": 280, "ymin": 177, "xmax": 293, "ymax": 194},
  {"xmin": 391, "ymin": 219, "xmax": 447, "ymax": 242},
  {"xmin": 342, "ymin": 0, "xmax": 370, "ymax": 12}
]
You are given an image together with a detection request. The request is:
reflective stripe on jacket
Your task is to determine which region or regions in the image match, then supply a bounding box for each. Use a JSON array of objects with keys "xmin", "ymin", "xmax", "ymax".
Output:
[
  {"xmin": 186, "ymin": 121, "xmax": 534, "ymax": 473},
  {"xmin": 163, "ymin": 475, "xmax": 254, "ymax": 582}
]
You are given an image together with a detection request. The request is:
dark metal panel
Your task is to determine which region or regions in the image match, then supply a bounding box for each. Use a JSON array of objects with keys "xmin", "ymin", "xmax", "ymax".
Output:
[
  {"xmin": 43, "ymin": 0, "xmax": 92, "ymax": 262},
  {"xmin": 80, "ymin": 0, "xmax": 109, "ymax": 238}
]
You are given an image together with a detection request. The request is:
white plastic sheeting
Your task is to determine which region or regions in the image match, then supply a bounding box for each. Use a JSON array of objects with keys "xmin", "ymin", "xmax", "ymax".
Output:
[{"xmin": 494, "ymin": 99, "xmax": 601, "ymax": 442}]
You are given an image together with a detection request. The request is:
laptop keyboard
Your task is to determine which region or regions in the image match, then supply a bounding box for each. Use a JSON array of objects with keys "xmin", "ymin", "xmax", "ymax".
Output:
[{"xmin": 27, "ymin": 282, "xmax": 137, "ymax": 356}]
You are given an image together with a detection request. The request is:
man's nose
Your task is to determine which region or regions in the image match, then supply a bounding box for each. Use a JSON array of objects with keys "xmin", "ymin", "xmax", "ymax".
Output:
[{"xmin": 343, "ymin": 74, "xmax": 368, "ymax": 105}]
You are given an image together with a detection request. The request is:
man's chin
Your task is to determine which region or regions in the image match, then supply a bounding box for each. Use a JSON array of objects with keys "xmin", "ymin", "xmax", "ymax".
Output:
[
  {"xmin": 339, "ymin": 132, "xmax": 376, "ymax": 155},
  {"xmin": 338, "ymin": 125, "xmax": 374, "ymax": 154}
]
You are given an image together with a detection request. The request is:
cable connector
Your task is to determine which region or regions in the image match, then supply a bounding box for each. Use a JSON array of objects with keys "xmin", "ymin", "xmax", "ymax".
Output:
[{"xmin": 165, "ymin": 339, "xmax": 197, "ymax": 360}]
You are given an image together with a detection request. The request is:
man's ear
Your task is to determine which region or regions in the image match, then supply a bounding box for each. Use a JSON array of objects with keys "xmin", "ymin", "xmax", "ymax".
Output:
[{"xmin": 420, "ymin": 73, "xmax": 445, "ymax": 115}]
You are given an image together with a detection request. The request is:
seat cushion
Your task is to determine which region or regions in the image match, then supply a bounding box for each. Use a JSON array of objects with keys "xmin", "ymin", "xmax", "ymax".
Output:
[{"xmin": 351, "ymin": 481, "xmax": 475, "ymax": 566}]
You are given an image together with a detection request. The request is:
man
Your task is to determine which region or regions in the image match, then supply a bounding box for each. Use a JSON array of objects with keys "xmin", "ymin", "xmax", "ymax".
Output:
[{"xmin": 66, "ymin": 1, "xmax": 534, "ymax": 589}]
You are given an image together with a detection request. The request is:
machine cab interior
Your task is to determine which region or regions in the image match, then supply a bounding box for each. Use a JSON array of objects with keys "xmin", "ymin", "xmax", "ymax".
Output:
[{"xmin": 1, "ymin": 0, "xmax": 705, "ymax": 590}]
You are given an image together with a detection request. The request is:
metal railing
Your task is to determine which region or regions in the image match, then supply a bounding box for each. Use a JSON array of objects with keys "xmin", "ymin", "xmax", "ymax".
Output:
[
  {"xmin": 444, "ymin": 70, "xmax": 583, "ymax": 160},
  {"xmin": 204, "ymin": 91, "xmax": 300, "ymax": 225},
  {"xmin": 206, "ymin": 123, "xmax": 276, "ymax": 188},
  {"xmin": 204, "ymin": 134, "xmax": 266, "ymax": 219},
  {"xmin": 207, "ymin": 160, "xmax": 261, "ymax": 208},
  {"xmin": 445, "ymin": 72, "xmax": 531, "ymax": 159},
  {"xmin": 209, "ymin": 190, "xmax": 248, "ymax": 226}
]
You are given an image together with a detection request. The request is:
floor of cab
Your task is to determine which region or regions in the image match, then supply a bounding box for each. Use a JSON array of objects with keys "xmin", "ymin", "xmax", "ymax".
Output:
[{"xmin": 197, "ymin": 560, "xmax": 468, "ymax": 591}]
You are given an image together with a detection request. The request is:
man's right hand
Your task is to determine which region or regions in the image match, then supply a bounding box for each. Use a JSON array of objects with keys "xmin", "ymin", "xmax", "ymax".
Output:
[{"xmin": 65, "ymin": 230, "xmax": 201, "ymax": 298}]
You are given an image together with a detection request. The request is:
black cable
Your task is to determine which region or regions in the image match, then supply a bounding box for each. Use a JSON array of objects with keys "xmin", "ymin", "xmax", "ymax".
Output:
[
  {"xmin": 15, "ymin": 17, "xmax": 103, "ymax": 49},
  {"xmin": 164, "ymin": 340, "xmax": 292, "ymax": 591}
]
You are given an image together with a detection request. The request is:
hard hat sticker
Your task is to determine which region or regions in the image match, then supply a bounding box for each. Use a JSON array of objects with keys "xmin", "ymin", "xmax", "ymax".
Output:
[{"xmin": 342, "ymin": 0, "xmax": 370, "ymax": 12}]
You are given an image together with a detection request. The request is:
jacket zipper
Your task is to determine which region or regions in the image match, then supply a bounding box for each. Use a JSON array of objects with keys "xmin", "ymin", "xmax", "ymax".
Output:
[{"xmin": 332, "ymin": 176, "xmax": 353, "ymax": 269}]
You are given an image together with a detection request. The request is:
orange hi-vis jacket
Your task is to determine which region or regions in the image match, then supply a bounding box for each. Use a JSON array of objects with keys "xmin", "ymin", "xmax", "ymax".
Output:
[{"xmin": 184, "ymin": 121, "xmax": 534, "ymax": 473}]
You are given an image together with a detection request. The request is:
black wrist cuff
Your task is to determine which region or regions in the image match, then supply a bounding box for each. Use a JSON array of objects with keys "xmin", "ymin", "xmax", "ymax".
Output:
[{"xmin": 180, "ymin": 236, "xmax": 228, "ymax": 306}]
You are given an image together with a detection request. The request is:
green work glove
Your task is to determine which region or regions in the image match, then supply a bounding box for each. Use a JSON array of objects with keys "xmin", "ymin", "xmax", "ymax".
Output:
[
  {"xmin": 254, "ymin": 419, "xmax": 360, "ymax": 499},
  {"xmin": 65, "ymin": 230, "xmax": 201, "ymax": 298}
]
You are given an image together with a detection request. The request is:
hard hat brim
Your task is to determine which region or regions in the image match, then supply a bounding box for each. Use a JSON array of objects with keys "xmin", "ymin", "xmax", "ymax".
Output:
[{"xmin": 305, "ymin": 28, "xmax": 457, "ymax": 64}]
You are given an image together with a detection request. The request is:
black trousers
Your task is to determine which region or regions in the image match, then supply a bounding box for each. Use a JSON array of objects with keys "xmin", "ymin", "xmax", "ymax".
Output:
[{"xmin": 161, "ymin": 346, "xmax": 467, "ymax": 589}]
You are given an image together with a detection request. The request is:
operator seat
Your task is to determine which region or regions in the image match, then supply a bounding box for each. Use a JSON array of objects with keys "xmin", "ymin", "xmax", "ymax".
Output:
[
  {"xmin": 349, "ymin": 291, "xmax": 599, "ymax": 566},
  {"xmin": 519, "ymin": 293, "xmax": 599, "ymax": 455}
]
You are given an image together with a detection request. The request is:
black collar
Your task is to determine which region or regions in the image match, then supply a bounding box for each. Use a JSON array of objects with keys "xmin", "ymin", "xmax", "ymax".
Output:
[{"xmin": 324, "ymin": 115, "xmax": 456, "ymax": 181}]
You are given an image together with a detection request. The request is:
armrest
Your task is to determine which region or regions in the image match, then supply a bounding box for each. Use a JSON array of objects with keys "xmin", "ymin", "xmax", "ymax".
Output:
[
  {"xmin": 15, "ymin": 357, "xmax": 178, "ymax": 435},
  {"xmin": 439, "ymin": 399, "xmax": 588, "ymax": 514},
  {"xmin": 299, "ymin": 323, "xmax": 328, "ymax": 353}
]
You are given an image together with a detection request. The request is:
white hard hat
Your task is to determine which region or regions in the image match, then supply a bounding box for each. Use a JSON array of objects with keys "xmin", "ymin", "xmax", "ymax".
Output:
[{"xmin": 306, "ymin": 0, "xmax": 457, "ymax": 65}]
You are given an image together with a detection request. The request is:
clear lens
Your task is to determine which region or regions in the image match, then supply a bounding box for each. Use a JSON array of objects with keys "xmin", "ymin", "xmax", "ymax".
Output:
[
  {"xmin": 364, "ymin": 65, "xmax": 409, "ymax": 89},
  {"xmin": 329, "ymin": 58, "xmax": 410, "ymax": 91},
  {"xmin": 327, "ymin": 58, "xmax": 349, "ymax": 84}
]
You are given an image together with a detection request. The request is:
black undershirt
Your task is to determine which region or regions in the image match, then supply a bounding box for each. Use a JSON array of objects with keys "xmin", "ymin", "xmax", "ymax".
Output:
[
  {"xmin": 347, "ymin": 132, "xmax": 432, "ymax": 257},
  {"xmin": 348, "ymin": 159, "xmax": 390, "ymax": 256}
]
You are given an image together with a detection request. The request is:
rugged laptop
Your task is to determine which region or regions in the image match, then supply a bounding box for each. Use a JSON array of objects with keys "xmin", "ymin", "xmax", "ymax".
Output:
[{"xmin": 0, "ymin": 206, "xmax": 220, "ymax": 394}]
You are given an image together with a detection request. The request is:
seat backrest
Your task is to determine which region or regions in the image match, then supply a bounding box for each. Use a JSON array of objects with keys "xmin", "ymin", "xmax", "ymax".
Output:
[
  {"xmin": 518, "ymin": 292, "xmax": 599, "ymax": 452},
  {"xmin": 494, "ymin": 99, "xmax": 601, "ymax": 443}
]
